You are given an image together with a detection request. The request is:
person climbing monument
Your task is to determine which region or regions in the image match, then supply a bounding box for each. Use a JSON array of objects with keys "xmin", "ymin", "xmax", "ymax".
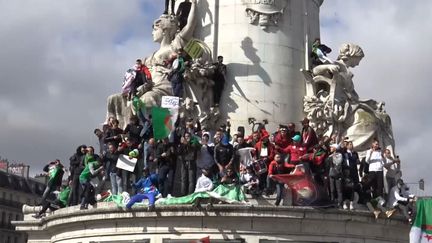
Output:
[
  {"xmin": 212, "ymin": 56, "xmax": 227, "ymax": 106},
  {"xmin": 164, "ymin": 0, "xmax": 175, "ymax": 15},
  {"xmin": 176, "ymin": 0, "xmax": 192, "ymax": 30},
  {"xmin": 311, "ymin": 38, "xmax": 332, "ymax": 67}
]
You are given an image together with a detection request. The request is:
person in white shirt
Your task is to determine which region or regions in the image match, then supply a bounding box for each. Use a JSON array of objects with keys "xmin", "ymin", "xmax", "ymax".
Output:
[
  {"xmin": 194, "ymin": 169, "xmax": 214, "ymax": 193},
  {"xmin": 385, "ymin": 179, "xmax": 415, "ymax": 222},
  {"xmin": 383, "ymin": 149, "xmax": 402, "ymax": 195},
  {"xmin": 365, "ymin": 140, "xmax": 385, "ymax": 198}
]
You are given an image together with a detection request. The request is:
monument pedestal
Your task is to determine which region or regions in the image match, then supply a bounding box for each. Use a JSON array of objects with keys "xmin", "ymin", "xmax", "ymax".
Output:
[{"xmin": 196, "ymin": 0, "xmax": 323, "ymax": 131}]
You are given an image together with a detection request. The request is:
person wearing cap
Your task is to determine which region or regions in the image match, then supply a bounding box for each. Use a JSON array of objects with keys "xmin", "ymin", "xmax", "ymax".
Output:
[
  {"xmin": 278, "ymin": 134, "xmax": 307, "ymax": 165},
  {"xmin": 301, "ymin": 117, "xmax": 318, "ymax": 151},
  {"xmin": 126, "ymin": 167, "xmax": 159, "ymax": 211}
]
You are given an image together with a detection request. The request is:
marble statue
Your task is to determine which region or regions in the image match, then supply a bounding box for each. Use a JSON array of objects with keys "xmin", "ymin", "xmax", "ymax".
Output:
[
  {"xmin": 244, "ymin": 0, "xmax": 286, "ymax": 30},
  {"xmin": 303, "ymin": 43, "xmax": 395, "ymax": 155},
  {"xmin": 107, "ymin": 0, "xmax": 221, "ymax": 129}
]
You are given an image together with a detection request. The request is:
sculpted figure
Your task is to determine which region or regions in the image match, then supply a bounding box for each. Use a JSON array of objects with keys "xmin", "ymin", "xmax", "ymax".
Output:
[
  {"xmin": 107, "ymin": 0, "xmax": 197, "ymax": 127},
  {"xmin": 304, "ymin": 44, "xmax": 395, "ymax": 155}
]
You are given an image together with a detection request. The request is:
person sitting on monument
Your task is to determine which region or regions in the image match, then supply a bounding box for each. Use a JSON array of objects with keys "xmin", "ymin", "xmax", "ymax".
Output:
[
  {"xmin": 195, "ymin": 168, "xmax": 214, "ymax": 193},
  {"xmin": 33, "ymin": 183, "xmax": 71, "ymax": 219},
  {"xmin": 240, "ymin": 165, "xmax": 260, "ymax": 195},
  {"xmin": 385, "ymin": 179, "xmax": 415, "ymax": 222},
  {"xmin": 126, "ymin": 167, "xmax": 159, "ymax": 211},
  {"xmin": 310, "ymin": 38, "xmax": 332, "ymax": 67},
  {"xmin": 176, "ymin": 0, "xmax": 192, "ymax": 30}
]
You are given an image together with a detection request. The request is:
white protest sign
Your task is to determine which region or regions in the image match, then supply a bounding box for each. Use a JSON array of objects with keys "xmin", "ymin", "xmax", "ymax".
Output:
[
  {"xmin": 161, "ymin": 96, "xmax": 180, "ymax": 109},
  {"xmin": 238, "ymin": 147, "xmax": 255, "ymax": 166},
  {"xmin": 116, "ymin": 154, "xmax": 138, "ymax": 172}
]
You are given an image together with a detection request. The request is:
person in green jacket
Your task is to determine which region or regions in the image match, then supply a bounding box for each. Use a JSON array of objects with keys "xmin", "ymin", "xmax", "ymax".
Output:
[
  {"xmin": 33, "ymin": 184, "xmax": 71, "ymax": 218},
  {"xmin": 79, "ymin": 158, "xmax": 104, "ymax": 210},
  {"xmin": 41, "ymin": 159, "xmax": 64, "ymax": 203}
]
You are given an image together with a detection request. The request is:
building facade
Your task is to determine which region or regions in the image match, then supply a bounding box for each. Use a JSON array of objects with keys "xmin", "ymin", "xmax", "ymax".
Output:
[{"xmin": 0, "ymin": 170, "xmax": 45, "ymax": 243}]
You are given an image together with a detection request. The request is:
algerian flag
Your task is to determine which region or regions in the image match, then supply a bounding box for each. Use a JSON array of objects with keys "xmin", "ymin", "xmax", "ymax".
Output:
[
  {"xmin": 410, "ymin": 198, "xmax": 432, "ymax": 243},
  {"xmin": 152, "ymin": 107, "xmax": 174, "ymax": 140}
]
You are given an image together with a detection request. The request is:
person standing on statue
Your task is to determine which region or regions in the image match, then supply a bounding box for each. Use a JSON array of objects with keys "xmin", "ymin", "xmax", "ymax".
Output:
[
  {"xmin": 168, "ymin": 51, "xmax": 186, "ymax": 98},
  {"xmin": 176, "ymin": 0, "xmax": 192, "ymax": 30},
  {"xmin": 212, "ymin": 56, "xmax": 227, "ymax": 107},
  {"xmin": 365, "ymin": 140, "xmax": 385, "ymax": 198},
  {"xmin": 164, "ymin": 0, "xmax": 175, "ymax": 15}
]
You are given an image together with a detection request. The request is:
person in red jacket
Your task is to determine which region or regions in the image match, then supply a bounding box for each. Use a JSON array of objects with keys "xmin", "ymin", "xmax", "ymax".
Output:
[
  {"xmin": 279, "ymin": 134, "xmax": 307, "ymax": 165},
  {"xmin": 266, "ymin": 153, "xmax": 295, "ymax": 205},
  {"xmin": 274, "ymin": 125, "xmax": 290, "ymax": 151},
  {"xmin": 253, "ymin": 134, "xmax": 275, "ymax": 164},
  {"xmin": 301, "ymin": 117, "xmax": 318, "ymax": 151}
]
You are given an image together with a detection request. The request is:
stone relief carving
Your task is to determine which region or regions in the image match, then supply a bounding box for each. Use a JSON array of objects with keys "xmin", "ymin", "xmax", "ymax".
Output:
[
  {"xmin": 302, "ymin": 43, "xmax": 395, "ymax": 155},
  {"xmin": 106, "ymin": 0, "xmax": 222, "ymax": 129},
  {"xmin": 244, "ymin": 0, "xmax": 286, "ymax": 30}
]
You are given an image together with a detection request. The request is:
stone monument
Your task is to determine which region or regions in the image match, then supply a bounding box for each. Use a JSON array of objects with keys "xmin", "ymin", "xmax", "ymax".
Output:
[{"xmin": 303, "ymin": 43, "xmax": 395, "ymax": 154}]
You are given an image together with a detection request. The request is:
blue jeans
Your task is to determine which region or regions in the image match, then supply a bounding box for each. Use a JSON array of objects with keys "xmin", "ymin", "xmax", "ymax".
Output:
[
  {"xmin": 126, "ymin": 193, "xmax": 157, "ymax": 208},
  {"xmin": 110, "ymin": 172, "xmax": 123, "ymax": 195}
]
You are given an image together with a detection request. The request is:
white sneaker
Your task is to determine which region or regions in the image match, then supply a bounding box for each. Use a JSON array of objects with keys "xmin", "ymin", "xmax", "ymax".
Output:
[
  {"xmin": 343, "ymin": 202, "xmax": 348, "ymax": 210},
  {"xmin": 349, "ymin": 201, "xmax": 354, "ymax": 210},
  {"xmin": 167, "ymin": 194, "xmax": 173, "ymax": 199}
]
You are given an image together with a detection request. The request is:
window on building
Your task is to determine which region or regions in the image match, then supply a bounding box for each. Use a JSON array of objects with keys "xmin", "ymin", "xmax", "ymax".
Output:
[
  {"xmin": 9, "ymin": 193, "xmax": 13, "ymax": 201},
  {"xmin": 2, "ymin": 191, "xmax": 6, "ymax": 199},
  {"xmin": 1, "ymin": 211, "xmax": 5, "ymax": 226}
]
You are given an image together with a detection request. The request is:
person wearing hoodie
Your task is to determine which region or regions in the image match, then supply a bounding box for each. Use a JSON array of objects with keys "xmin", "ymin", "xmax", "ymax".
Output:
[{"xmin": 68, "ymin": 145, "xmax": 86, "ymax": 206}]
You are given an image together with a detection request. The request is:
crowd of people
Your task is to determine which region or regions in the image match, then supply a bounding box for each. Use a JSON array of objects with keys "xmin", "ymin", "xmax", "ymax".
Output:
[{"xmin": 33, "ymin": 110, "xmax": 415, "ymax": 222}]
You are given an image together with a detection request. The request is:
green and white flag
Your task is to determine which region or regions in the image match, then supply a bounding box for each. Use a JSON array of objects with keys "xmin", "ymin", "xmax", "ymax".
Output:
[
  {"xmin": 151, "ymin": 107, "xmax": 174, "ymax": 140},
  {"xmin": 410, "ymin": 198, "xmax": 432, "ymax": 243}
]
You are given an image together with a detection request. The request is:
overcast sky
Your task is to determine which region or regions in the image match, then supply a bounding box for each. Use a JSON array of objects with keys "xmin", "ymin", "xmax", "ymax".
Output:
[{"xmin": 0, "ymin": 0, "xmax": 430, "ymax": 195}]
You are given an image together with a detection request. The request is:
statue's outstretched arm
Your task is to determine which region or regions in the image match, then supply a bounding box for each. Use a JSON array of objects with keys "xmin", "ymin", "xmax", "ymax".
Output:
[
  {"xmin": 312, "ymin": 64, "xmax": 340, "ymax": 76},
  {"xmin": 179, "ymin": 0, "xmax": 197, "ymax": 40}
]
